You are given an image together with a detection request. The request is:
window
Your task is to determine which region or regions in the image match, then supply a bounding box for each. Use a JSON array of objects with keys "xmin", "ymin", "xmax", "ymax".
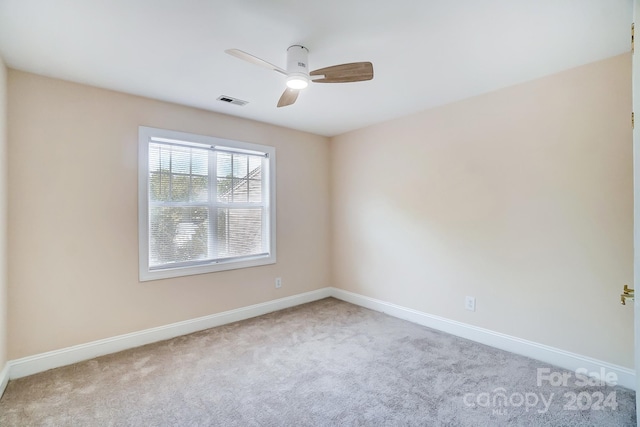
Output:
[{"xmin": 138, "ymin": 126, "xmax": 276, "ymax": 281}]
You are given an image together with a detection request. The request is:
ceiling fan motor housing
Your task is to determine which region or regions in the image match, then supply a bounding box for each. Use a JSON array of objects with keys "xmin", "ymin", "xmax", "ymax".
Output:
[{"xmin": 286, "ymin": 45, "xmax": 310, "ymax": 89}]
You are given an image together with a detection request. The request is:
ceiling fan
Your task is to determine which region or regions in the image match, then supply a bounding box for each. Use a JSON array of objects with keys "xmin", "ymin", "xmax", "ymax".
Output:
[{"xmin": 225, "ymin": 45, "xmax": 374, "ymax": 107}]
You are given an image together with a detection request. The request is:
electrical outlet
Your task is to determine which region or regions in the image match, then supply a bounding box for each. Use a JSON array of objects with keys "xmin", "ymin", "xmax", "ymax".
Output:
[
  {"xmin": 275, "ymin": 277, "xmax": 282, "ymax": 289},
  {"xmin": 465, "ymin": 296, "xmax": 476, "ymax": 312}
]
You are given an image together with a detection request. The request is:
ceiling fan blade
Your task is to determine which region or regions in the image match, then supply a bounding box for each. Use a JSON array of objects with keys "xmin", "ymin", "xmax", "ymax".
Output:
[
  {"xmin": 225, "ymin": 49, "xmax": 287, "ymax": 75},
  {"xmin": 277, "ymin": 88, "xmax": 299, "ymax": 108},
  {"xmin": 310, "ymin": 62, "xmax": 373, "ymax": 83}
]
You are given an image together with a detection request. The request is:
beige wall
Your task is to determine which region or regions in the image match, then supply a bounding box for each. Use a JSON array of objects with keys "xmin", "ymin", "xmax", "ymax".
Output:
[
  {"xmin": 0, "ymin": 57, "xmax": 7, "ymax": 369},
  {"xmin": 7, "ymin": 71, "xmax": 331, "ymax": 359},
  {"xmin": 331, "ymin": 54, "xmax": 634, "ymax": 368}
]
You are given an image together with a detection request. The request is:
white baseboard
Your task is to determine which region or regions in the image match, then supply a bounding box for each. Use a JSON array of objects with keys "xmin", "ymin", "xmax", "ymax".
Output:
[
  {"xmin": 7, "ymin": 288, "xmax": 332, "ymax": 380},
  {"xmin": 4, "ymin": 286, "xmax": 635, "ymax": 391},
  {"xmin": 330, "ymin": 287, "xmax": 636, "ymax": 390},
  {"xmin": 0, "ymin": 362, "xmax": 8, "ymax": 398}
]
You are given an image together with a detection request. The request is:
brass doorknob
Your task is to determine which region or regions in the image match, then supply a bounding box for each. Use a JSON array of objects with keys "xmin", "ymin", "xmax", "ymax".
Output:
[{"xmin": 621, "ymin": 284, "xmax": 634, "ymax": 305}]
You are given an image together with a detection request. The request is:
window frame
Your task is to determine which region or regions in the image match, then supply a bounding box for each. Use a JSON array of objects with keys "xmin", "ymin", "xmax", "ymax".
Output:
[{"xmin": 138, "ymin": 126, "xmax": 276, "ymax": 281}]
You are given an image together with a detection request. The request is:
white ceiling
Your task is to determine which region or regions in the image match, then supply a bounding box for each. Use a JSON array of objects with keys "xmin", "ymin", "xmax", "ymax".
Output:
[{"xmin": 0, "ymin": 0, "xmax": 632, "ymax": 136}]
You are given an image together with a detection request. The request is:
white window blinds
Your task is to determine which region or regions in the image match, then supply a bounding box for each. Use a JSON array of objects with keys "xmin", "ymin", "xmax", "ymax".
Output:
[{"xmin": 138, "ymin": 127, "xmax": 276, "ymax": 281}]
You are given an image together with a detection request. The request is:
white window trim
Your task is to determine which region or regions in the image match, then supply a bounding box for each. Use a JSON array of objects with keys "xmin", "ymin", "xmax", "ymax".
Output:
[{"xmin": 138, "ymin": 126, "xmax": 276, "ymax": 281}]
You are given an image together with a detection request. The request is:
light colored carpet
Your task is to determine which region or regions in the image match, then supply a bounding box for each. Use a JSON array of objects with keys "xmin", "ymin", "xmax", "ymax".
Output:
[{"xmin": 0, "ymin": 298, "xmax": 635, "ymax": 426}]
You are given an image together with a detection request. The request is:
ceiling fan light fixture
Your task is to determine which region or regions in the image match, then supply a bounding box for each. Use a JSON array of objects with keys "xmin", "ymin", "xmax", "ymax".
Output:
[
  {"xmin": 286, "ymin": 75, "xmax": 309, "ymax": 90},
  {"xmin": 225, "ymin": 45, "xmax": 374, "ymax": 107}
]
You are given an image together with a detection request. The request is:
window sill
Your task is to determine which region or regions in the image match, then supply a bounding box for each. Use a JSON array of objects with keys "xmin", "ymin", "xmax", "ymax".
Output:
[{"xmin": 139, "ymin": 254, "xmax": 276, "ymax": 282}]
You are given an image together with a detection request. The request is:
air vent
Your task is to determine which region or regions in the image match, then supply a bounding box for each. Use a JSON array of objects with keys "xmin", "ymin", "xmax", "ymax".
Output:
[{"xmin": 217, "ymin": 95, "xmax": 248, "ymax": 106}]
